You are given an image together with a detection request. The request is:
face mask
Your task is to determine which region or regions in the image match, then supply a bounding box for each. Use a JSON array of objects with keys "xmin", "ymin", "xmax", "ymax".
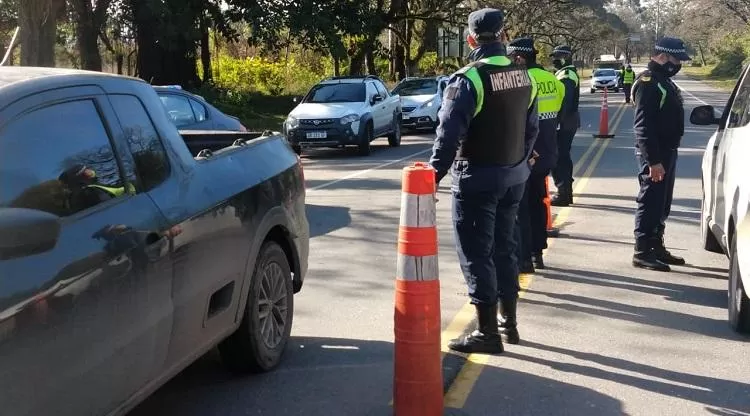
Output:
[
  {"xmin": 553, "ymin": 59, "xmax": 565, "ymax": 69},
  {"xmin": 663, "ymin": 61, "xmax": 682, "ymax": 77}
]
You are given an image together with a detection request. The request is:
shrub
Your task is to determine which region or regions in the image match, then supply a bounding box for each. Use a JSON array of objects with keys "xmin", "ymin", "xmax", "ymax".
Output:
[{"xmin": 212, "ymin": 55, "xmax": 325, "ymax": 96}]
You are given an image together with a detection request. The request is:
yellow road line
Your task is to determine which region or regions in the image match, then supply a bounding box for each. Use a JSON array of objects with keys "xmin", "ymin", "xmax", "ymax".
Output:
[{"xmin": 442, "ymin": 102, "xmax": 627, "ymax": 409}]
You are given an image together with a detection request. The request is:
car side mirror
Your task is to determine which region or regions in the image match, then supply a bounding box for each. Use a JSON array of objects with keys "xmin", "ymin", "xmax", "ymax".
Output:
[
  {"xmin": 690, "ymin": 105, "xmax": 721, "ymax": 126},
  {"xmin": 293, "ymin": 96, "xmax": 303, "ymax": 104},
  {"xmin": 371, "ymin": 95, "xmax": 383, "ymax": 105},
  {"xmin": 0, "ymin": 208, "xmax": 61, "ymax": 260}
]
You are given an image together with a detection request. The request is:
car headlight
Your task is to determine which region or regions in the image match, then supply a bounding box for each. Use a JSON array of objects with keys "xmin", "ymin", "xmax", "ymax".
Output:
[
  {"xmin": 285, "ymin": 116, "xmax": 299, "ymax": 129},
  {"xmin": 340, "ymin": 114, "xmax": 360, "ymax": 124},
  {"xmin": 418, "ymin": 100, "xmax": 435, "ymax": 109}
]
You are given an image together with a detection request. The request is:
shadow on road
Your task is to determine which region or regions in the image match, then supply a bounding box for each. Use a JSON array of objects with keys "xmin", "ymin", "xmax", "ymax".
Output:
[
  {"xmin": 522, "ymin": 283, "xmax": 743, "ymax": 341},
  {"xmin": 129, "ymin": 336, "xmax": 625, "ymax": 416},
  {"xmin": 306, "ymin": 204, "xmax": 352, "ymax": 237},
  {"xmin": 541, "ymin": 266, "xmax": 726, "ymax": 309},
  {"xmin": 305, "ymin": 177, "xmax": 401, "ymax": 191},
  {"xmin": 513, "ymin": 340, "xmax": 750, "ymax": 414}
]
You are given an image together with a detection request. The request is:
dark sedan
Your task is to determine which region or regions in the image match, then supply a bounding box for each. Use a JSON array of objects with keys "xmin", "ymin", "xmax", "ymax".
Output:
[{"xmin": 153, "ymin": 86, "xmax": 247, "ymax": 131}]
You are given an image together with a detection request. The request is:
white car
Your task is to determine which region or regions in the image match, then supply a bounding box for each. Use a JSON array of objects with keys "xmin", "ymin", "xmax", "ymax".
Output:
[
  {"xmin": 283, "ymin": 75, "xmax": 402, "ymax": 156},
  {"xmin": 590, "ymin": 68, "xmax": 620, "ymax": 94},
  {"xmin": 691, "ymin": 65, "xmax": 750, "ymax": 334},
  {"xmin": 391, "ymin": 76, "xmax": 449, "ymax": 131}
]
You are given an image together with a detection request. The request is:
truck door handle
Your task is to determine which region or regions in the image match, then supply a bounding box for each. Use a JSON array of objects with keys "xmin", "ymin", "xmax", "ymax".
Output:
[{"xmin": 144, "ymin": 232, "xmax": 168, "ymax": 259}]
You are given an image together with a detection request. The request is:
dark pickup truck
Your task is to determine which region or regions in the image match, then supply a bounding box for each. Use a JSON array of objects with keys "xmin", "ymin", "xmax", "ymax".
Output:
[{"xmin": 0, "ymin": 67, "xmax": 309, "ymax": 416}]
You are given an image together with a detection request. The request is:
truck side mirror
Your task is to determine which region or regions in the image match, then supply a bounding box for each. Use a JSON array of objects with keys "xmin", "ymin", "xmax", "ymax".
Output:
[
  {"xmin": 690, "ymin": 105, "xmax": 721, "ymax": 125},
  {"xmin": 0, "ymin": 208, "xmax": 62, "ymax": 260}
]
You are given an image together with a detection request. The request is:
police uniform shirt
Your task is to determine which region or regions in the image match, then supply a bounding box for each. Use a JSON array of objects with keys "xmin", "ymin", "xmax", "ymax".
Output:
[{"xmin": 632, "ymin": 61, "xmax": 685, "ymax": 165}]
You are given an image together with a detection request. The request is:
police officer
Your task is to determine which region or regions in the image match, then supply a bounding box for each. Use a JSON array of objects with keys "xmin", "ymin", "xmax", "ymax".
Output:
[
  {"xmin": 502, "ymin": 37, "xmax": 564, "ymax": 344},
  {"xmin": 59, "ymin": 164, "xmax": 134, "ymax": 212},
  {"xmin": 549, "ymin": 45, "xmax": 580, "ymax": 207},
  {"xmin": 622, "ymin": 64, "xmax": 636, "ymax": 103},
  {"xmin": 632, "ymin": 37, "xmax": 691, "ymax": 272},
  {"xmin": 429, "ymin": 8, "xmax": 539, "ymax": 354}
]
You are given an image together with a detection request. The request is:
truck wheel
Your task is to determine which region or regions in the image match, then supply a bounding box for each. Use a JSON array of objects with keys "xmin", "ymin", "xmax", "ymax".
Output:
[
  {"xmin": 219, "ymin": 241, "xmax": 294, "ymax": 373},
  {"xmin": 729, "ymin": 233, "xmax": 750, "ymax": 334},
  {"xmin": 358, "ymin": 123, "xmax": 373, "ymax": 156},
  {"xmin": 388, "ymin": 118, "xmax": 402, "ymax": 147}
]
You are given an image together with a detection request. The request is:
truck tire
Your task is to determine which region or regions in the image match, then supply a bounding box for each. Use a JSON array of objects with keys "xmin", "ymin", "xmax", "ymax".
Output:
[
  {"xmin": 219, "ymin": 241, "xmax": 294, "ymax": 373},
  {"xmin": 358, "ymin": 123, "xmax": 373, "ymax": 156},
  {"xmin": 388, "ymin": 117, "xmax": 402, "ymax": 147},
  {"xmin": 729, "ymin": 233, "xmax": 750, "ymax": 334}
]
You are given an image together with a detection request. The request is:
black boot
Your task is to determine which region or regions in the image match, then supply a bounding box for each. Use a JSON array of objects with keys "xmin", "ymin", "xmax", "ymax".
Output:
[
  {"xmin": 654, "ymin": 235, "xmax": 686, "ymax": 265},
  {"xmin": 551, "ymin": 185, "xmax": 573, "ymax": 206},
  {"xmin": 497, "ymin": 298, "xmax": 520, "ymax": 344},
  {"xmin": 449, "ymin": 304, "xmax": 504, "ymax": 354},
  {"xmin": 531, "ymin": 252, "xmax": 545, "ymax": 269},
  {"xmin": 520, "ymin": 259, "xmax": 535, "ymax": 274},
  {"xmin": 632, "ymin": 239, "xmax": 670, "ymax": 272}
]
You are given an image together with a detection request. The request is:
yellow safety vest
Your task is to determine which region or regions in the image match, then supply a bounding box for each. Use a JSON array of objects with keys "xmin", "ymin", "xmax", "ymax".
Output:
[
  {"xmin": 528, "ymin": 67, "xmax": 565, "ymax": 121},
  {"xmin": 457, "ymin": 55, "xmax": 539, "ymax": 117}
]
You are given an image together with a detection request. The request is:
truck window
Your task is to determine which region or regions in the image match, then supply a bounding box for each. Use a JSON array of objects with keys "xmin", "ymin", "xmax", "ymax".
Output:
[
  {"xmin": 189, "ymin": 98, "xmax": 208, "ymax": 123},
  {"xmin": 109, "ymin": 95, "xmax": 171, "ymax": 191},
  {"xmin": 0, "ymin": 99, "xmax": 128, "ymax": 217},
  {"xmin": 159, "ymin": 94, "xmax": 196, "ymax": 127},
  {"xmin": 374, "ymin": 81, "xmax": 389, "ymax": 98},
  {"xmin": 727, "ymin": 69, "xmax": 750, "ymax": 129}
]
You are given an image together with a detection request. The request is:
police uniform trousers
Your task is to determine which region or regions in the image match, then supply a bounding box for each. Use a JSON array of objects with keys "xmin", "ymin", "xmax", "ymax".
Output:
[
  {"xmin": 634, "ymin": 147, "xmax": 678, "ymax": 245},
  {"xmin": 451, "ymin": 163, "xmax": 525, "ymax": 306},
  {"xmin": 515, "ymin": 170, "xmax": 550, "ymax": 263},
  {"xmin": 552, "ymin": 128, "xmax": 576, "ymax": 192},
  {"xmin": 624, "ymin": 83, "xmax": 633, "ymax": 103}
]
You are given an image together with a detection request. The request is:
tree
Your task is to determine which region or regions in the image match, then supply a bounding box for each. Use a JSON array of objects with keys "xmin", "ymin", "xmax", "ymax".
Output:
[
  {"xmin": 70, "ymin": 0, "xmax": 111, "ymax": 71},
  {"xmin": 18, "ymin": 0, "xmax": 65, "ymax": 66}
]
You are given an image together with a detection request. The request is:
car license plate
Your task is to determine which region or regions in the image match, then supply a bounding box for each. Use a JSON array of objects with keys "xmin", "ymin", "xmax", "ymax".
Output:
[
  {"xmin": 402, "ymin": 116, "xmax": 410, "ymax": 120},
  {"xmin": 306, "ymin": 131, "xmax": 327, "ymax": 139}
]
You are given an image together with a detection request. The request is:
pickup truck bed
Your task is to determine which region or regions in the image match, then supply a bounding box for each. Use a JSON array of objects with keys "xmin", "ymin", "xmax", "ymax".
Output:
[
  {"xmin": 0, "ymin": 67, "xmax": 309, "ymax": 416},
  {"xmin": 179, "ymin": 129, "xmax": 282, "ymax": 156}
]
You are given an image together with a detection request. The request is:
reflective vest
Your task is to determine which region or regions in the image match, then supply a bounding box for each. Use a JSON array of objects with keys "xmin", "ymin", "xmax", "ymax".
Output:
[
  {"xmin": 87, "ymin": 183, "xmax": 136, "ymax": 197},
  {"xmin": 455, "ymin": 55, "xmax": 538, "ymax": 165},
  {"xmin": 622, "ymin": 69, "xmax": 635, "ymax": 84},
  {"xmin": 528, "ymin": 67, "xmax": 565, "ymax": 121}
]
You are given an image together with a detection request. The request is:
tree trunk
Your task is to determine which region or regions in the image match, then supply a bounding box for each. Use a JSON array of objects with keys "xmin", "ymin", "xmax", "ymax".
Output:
[
  {"xmin": 116, "ymin": 54, "xmax": 123, "ymax": 74},
  {"xmin": 200, "ymin": 16, "xmax": 212, "ymax": 83},
  {"xmin": 365, "ymin": 48, "xmax": 377, "ymax": 75},
  {"xmin": 18, "ymin": 0, "xmax": 65, "ymax": 67},
  {"xmin": 71, "ymin": 0, "xmax": 103, "ymax": 71},
  {"xmin": 131, "ymin": 0, "xmax": 200, "ymax": 87}
]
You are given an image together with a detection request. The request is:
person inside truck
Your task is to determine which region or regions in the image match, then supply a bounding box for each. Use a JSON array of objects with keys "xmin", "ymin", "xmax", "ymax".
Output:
[{"xmin": 58, "ymin": 164, "xmax": 133, "ymax": 213}]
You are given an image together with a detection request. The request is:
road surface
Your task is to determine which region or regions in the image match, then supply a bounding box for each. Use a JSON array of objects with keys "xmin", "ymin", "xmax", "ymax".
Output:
[{"xmin": 129, "ymin": 69, "xmax": 749, "ymax": 416}]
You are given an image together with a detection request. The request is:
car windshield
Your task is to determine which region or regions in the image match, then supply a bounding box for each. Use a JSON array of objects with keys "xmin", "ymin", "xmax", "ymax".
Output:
[
  {"xmin": 392, "ymin": 79, "xmax": 438, "ymax": 96},
  {"xmin": 304, "ymin": 83, "xmax": 366, "ymax": 103},
  {"xmin": 594, "ymin": 69, "xmax": 617, "ymax": 77}
]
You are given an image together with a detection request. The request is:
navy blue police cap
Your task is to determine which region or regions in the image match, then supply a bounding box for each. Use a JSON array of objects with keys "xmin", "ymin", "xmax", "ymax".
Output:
[
  {"xmin": 655, "ymin": 37, "xmax": 691, "ymax": 61},
  {"xmin": 550, "ymin": 45, "xmax": 573, "ymax": 57},
  {"xmin": 468, "ymin": 8, "xmax": 504, "ymax": 41},
  {"xmin": 507, "ymin": 37, "xmax": 536, "ymax": 57}
]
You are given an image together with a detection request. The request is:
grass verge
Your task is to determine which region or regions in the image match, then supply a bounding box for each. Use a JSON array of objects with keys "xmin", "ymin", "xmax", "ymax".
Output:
[{"xmin": 682, "ymin": 65, "xmax": 737, "ymax": 91}]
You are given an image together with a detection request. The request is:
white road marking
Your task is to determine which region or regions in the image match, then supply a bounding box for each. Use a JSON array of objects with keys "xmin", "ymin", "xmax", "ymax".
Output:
[
  {"xmin": 673, "ymin": 80, "xmax": 709, "ymax": 105},
  {"xmin": 307, "ymin": 148, "xmax": 432, "ymax": 192}
]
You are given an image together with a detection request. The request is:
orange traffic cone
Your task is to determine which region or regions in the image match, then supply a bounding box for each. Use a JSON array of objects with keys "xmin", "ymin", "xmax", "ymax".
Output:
[
  {"xmin": 545, "ymin": 176, "xmax": 560, "ymax": 238},
  {"xmin": 393, "ymin": 162, "xmax": 443, "ymax": 416},
  {"xmin": 593, "ymin": 88, "xmax": 615, "ymax": 139}
]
